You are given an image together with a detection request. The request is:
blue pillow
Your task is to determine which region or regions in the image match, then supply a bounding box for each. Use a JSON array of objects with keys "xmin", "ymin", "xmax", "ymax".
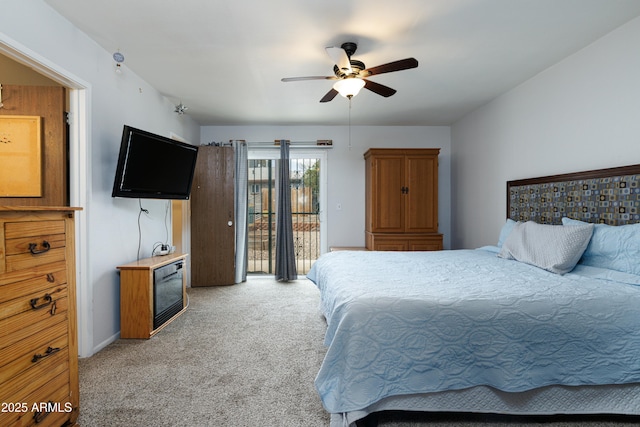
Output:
[
  {"xmin": 497, "ymin": 218, "xmax": 517, "ymax": 248},
  {"xmin": 562, "ymin": 217, "xmax": 640, "ymax": 276}
]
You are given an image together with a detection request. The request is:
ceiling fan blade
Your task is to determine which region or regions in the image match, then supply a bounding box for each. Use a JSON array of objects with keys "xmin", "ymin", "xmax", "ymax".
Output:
[
  {"xmin": 319, "ymin": 88, "xmax": 339, "ymax": 103},
  {"xmin": 326, "ymin": 46, "xmax": 352, "ymax": 74},
  {"xmin": 361, "ymin": 58, "xmax": 418, "ymax": 77},
  {"xmin": 364, "ymin": 79, "xmax": 397, "ymax": 97},
  {"xmin": 281, "ymin": 76, "xmax": 337, "ymax": 82}
]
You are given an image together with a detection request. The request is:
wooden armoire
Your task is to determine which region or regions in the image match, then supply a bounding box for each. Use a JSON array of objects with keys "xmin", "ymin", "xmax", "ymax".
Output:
[
  {"xmin": 190, "ymin": 146, "xmax": 236, "ymax": 286},
  {"xmin": 364, "ymin": 148, "xmax": 442, "ymax": 251}
]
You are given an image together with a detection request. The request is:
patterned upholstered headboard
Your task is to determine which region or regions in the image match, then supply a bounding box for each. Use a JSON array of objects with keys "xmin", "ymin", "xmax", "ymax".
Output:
[{"xmin": 507, "ymin": 164, "xmax": 640, "ymax": 225}]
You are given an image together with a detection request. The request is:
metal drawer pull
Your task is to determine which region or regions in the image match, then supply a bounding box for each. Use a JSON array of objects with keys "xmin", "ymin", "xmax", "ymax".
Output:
[
  {"xmin": 29, "ymin": 240, "xmax": 51, "ymax": 255},
  {"xmin": 46, "ymin": 273, "xmax": 55, "ymax": 282},
  {"xmin": 33, "ymin": 401, "xmax": 54, "ymax": 423},
  {"xmin": 30, "ymin": 294, "xmax": 53, "ymax": 310},
  {"xmin": 32, "ymin": 346, "xmax": 61, "ymax": 363}
]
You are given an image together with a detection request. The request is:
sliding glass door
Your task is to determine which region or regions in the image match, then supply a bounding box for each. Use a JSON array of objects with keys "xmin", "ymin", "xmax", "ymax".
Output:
[{"xmin": 247, "ymin": 148, "xmax": 327, "ymax": 274}]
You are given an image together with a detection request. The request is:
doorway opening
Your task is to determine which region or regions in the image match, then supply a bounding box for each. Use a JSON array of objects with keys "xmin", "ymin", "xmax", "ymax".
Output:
[{"xmin": 247, "ymin": 149, "xmax": 326, "ymax": 275}]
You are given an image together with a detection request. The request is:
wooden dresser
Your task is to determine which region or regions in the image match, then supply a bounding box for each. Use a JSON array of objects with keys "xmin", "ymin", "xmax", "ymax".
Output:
[
  {"xmin": 0, "ymin": 207, "xmax": 80, "ymax": 427},
  {"xmin": 364, "ymin": 148, "xmax": 442, "ymax": 251}
]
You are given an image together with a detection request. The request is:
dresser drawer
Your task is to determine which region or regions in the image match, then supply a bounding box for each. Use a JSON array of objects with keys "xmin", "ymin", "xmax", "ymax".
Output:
[
  {"xmin": 0, "ymin": 321, "xmax": 68, "ymax": 385},
  {"xmin": 4, "ymin": 220, "xmax": 66, "ymax": 240},
  {"xmin": 0, "ymin": 295, "xmax": 69, "ymax": 350},
  {"xmin": 366, "ymin": 232, "xmax": 443, "ymax": 251},
  {"xmin": 0, "ymin": 284, "xmax": 66, "ymax": 323},
  {"xmin": 5, "ymin": 247, "xmax": 66, "ymax": 274},
  {"xmin": 0, "ymin": 346, "xmax": 69, "ymax": 406},
  {"xmin": 0, "ymin": 362, "xmax": 73, "ymax": 427},
  {"xmin": 4, "ymin": 220, "xmax": 66, "ymax": 274},
  {"xmin": 0, "ymin": 269, "xmax": 67, "ymax": 305}
]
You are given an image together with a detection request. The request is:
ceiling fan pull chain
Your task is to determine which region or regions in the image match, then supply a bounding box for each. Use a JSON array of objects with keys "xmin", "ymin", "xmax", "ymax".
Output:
[{"xmin": 348, "ymin": 98, "xmax": 352, "ymax": 151}]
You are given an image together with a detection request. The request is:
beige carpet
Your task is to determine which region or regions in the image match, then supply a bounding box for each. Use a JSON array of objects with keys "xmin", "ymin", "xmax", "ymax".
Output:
[{"xmin": 78, "ymin": 277, "xmax": 639, "ymax": 427}]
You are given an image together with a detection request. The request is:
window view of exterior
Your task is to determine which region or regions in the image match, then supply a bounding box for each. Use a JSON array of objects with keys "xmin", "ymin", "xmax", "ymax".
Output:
[{"xmin": 247, "ymin": 158, "xmax": 320, "ymax": 274}]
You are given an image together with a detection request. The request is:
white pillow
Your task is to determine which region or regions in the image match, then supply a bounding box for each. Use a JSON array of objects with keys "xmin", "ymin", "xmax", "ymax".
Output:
[{"xmin": 498, "ymin": 221, "xmax": 594, "ymax": 275}]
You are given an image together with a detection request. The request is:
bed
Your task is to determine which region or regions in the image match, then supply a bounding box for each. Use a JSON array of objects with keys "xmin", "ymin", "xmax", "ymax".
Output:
[{"xmin": 307, "ymin": 164, "xmax": 640, "ymax": 427}]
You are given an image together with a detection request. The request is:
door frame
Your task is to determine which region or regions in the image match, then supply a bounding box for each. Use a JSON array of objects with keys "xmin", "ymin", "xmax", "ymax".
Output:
[{"xmin": 0, "ymin": 34, "xmax": 92, "ymax": 357}]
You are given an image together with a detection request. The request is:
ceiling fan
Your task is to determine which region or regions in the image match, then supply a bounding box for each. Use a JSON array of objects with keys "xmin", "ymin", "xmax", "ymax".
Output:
[{"xmin": 281, "ymin": 42, "xmax": 418, "ymax": 103}]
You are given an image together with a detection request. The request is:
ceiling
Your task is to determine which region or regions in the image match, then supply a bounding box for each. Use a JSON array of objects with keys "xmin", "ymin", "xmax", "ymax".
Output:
[{"xmin": 44, "ymin": 0, "xmax": 640, "ymax": 126}]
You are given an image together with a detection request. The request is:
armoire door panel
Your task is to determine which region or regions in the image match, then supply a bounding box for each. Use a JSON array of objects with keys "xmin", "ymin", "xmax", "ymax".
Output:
[
  {"xmin": 405, "ymin": 155, "xmax": 438, "ymax": 233},
  {"xmin": 370, "ymin": 155, "xmax": 404, "ymax": 232}
]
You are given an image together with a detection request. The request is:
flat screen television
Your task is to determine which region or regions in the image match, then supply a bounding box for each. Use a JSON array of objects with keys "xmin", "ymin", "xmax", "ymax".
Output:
[{"xmin": 112, "ymin": 125, "xmax": 199, "ymax": 200}]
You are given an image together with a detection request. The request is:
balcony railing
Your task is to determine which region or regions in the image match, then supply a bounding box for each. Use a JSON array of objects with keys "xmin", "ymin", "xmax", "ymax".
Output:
[{"xmin": 247, "ymin": 210, "xmax": 319, "ymax": 275}]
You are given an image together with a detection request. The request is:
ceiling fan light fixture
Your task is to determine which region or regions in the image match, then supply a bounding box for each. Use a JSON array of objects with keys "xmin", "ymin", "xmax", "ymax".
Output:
[{"xmin": 333, "ymin": 78, "xmax": 365, "ymax": 99}]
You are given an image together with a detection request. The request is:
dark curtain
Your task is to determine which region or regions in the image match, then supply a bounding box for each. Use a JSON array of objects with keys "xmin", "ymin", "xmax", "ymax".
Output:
[{"xmin": 275, "ymin": 140, "xmax": 298, "ymax": 281}]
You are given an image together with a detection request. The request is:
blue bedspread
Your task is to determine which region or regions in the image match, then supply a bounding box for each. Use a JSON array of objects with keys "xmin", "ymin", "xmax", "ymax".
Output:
[{"xmin": 306, "ymin": 249, "xmax": 640, "ymax": 413}]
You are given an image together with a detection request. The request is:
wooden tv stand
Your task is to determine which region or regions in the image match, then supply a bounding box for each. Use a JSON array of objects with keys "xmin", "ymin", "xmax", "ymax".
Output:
[{"xmin": 117, "ymin": 253, "xmax": 188, "ymax": 339}]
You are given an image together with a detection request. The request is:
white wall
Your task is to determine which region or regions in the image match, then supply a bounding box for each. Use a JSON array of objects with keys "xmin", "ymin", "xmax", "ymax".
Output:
[
  {"xmin": 201, "ymin": 126, "xmax": 452, "ymax": 249},
  {"xmin": 1, "ymin": 1, "xmax": 200, "ymax": 356},
  {"xmin": 451, "ymin": 16, "xmax": 640, "ymax": 250}
]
